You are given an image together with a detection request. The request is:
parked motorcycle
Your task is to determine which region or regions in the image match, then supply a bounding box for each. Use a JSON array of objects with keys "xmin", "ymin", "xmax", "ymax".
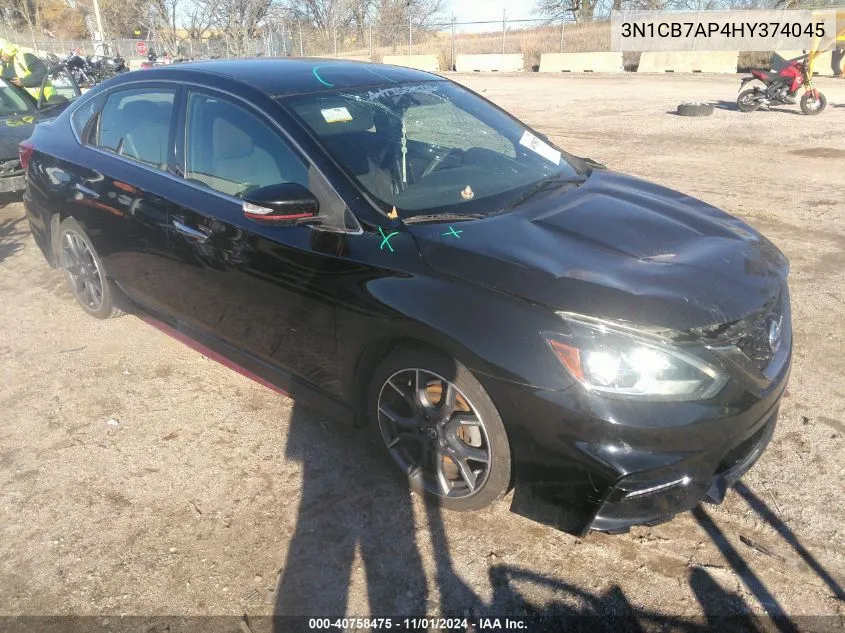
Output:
[{"xmin": 737, "ymin": 56, "xmax": 826, "ymax": 115}]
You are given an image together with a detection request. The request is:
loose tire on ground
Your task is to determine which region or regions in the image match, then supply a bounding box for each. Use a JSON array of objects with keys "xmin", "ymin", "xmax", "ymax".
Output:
[
  {"xmin": 367, "ymin": 347, "xmax": 512, "ymax": 512},
  {"xmin": 56, "ymin": 217, "xmax": 123, "ymax": 319},
  {"xmin": 676, "ymin": 102, "xmax": 714, "ymax": 117}
]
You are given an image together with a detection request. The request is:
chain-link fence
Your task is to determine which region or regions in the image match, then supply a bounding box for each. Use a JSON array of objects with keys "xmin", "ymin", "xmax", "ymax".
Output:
[{"xmin": 4, "ymin": 16, "xmax": 616, "ymax": 70}]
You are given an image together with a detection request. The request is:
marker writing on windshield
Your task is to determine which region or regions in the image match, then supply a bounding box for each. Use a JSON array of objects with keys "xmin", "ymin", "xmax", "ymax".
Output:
[{"xmin": 378, "ymin": 227, "xmax": 398, "ymax": 252}]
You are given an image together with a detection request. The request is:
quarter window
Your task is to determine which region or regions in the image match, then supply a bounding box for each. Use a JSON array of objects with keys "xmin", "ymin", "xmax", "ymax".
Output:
[
  {"xmin": 184, "ymin": 92, "xmax": 308, "ymax": 198},
  {"xmin": 97, "ymin": 88, "xmax": 176, "ymax": 169},
  {"xmin": 71, "ymin": 92, "xmax": 106, "ymax": 142}
]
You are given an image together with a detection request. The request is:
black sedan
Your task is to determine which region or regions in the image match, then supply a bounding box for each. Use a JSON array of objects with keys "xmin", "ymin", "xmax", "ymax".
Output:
[{"xmin": 22, "ymin": 59, "xmax": 791, "ymax": 535}]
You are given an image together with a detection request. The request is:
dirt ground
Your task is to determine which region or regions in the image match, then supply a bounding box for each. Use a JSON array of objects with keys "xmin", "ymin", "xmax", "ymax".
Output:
[{"xmin": 1, "ymin": 73, "xmax": 844, "ymax": 629}]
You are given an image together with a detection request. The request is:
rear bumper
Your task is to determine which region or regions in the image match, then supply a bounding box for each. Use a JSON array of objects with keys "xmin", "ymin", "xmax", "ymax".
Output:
[{"xmin": 482, "ymin": 350, "xmax": 791, "ymax": 536}]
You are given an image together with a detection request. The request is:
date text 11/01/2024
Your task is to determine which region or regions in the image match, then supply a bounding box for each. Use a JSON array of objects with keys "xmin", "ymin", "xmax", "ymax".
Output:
[{"xmin": 307, "ymin": 618, "xmax": 528, "ymax": 630}]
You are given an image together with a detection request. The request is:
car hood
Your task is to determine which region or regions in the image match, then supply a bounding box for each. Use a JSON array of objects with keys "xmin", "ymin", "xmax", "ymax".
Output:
[
  {"xmin": 406, "ymin": 170, "xmax": 788, "ymax": 330},
  {"xmin": 0, "ymin": 113, "xmax": 35, "ymax": 160}
]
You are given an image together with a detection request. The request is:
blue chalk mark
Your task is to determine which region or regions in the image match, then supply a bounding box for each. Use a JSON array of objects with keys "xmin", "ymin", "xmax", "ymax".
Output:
[
  {"xmin": 378, "ymin": 227, "xmax": 398, "ymax": 252},
  {"xmin": 312, "ymin": 66, "xmax": 334, "ymax": 87}
]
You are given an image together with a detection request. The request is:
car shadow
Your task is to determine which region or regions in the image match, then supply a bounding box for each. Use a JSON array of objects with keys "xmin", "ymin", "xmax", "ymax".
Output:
[
  {"xmin": 0, "ymin": 214, "xmax": 27, "ymax": 265},
  {"xmin": 261, "ymin": 393, "xmax": 842, "ymax": 631},
  {"xmin": 733, "ymin": 482, "xmax": 845, "ymax": 602},
  {"xmin": 272, "ymin": 401, "xmax": 429, "ymax": 622}
]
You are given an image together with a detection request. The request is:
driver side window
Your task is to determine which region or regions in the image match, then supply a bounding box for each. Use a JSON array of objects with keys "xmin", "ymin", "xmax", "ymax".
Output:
[{"xmin": 185, "ymin": 92, "xmax": 308, "ymax": 198}]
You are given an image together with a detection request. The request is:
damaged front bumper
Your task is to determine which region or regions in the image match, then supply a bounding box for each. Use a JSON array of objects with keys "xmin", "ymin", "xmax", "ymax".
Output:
[{"xmin": 482, "ymin": 344, "xmax": 790, "ymax": 536}]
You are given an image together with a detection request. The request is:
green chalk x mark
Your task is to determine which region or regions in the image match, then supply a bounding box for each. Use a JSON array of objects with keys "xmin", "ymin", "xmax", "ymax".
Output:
[{"xmin": 378, "ymin": 227, "xmax": 398, "ymax": 252}]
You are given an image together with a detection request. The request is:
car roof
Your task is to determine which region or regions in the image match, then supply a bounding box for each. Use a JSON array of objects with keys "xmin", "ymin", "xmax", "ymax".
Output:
[{"xmin": 135, "ymin": 58, "xmax": 445, "ymax": 97}]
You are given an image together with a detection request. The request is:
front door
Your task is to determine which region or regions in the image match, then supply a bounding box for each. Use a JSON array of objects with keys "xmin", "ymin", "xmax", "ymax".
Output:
[{"xmin": 160, "ymin": 89, "xmax": 349, "ymax": 397}]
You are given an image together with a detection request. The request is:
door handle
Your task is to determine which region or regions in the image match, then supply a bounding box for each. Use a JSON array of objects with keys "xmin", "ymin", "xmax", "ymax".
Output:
[
  {"xmin": 172, "ymin": 220, "xmax": 209, "ymax": 241},
  {"xmin": 74, "ymin": 183, "xmax": 99, "ymax": 199}
]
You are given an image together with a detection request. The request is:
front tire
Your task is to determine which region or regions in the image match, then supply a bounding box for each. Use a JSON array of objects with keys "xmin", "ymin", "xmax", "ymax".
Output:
[
  {"xmin": 737, "ymin": 89, "xmax": 762, "ymax": 113},
  {"xmin": 800, "ymin": 91, "xmax": 826, "ymax": 115},
  {"xmin": 56, "ymin": 217, "xmax": 122, "ymax": 319},
  {"xmin": 368, "ymin": 348, "xmax": 512, "ymax": 512}
]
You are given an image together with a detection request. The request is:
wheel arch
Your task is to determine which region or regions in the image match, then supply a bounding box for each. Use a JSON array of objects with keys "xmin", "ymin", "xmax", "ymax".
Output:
[{"xmin": 351, "ymin": 334, "xmax": 446, "ymax": 426}]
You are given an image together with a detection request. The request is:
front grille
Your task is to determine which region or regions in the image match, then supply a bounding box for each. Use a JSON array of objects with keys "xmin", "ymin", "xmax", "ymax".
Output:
[
  {"xmin": 735, "ymin": 295, "xmax": 784, "ymax": 371},
  {"xmin": 695, "ymin": 285, "xmax": 789, "ymax": 374}
]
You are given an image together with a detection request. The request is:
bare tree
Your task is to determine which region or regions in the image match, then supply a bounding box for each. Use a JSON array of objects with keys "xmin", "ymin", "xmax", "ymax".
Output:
[
  {"xmin": 211, "ymin": 0, "xmax": 274, "ymax": 56},
  {"xmin": 535, "ymin": 0, "xmax": 601, "ymax": 22},
  {"xmin": 375, "ymin": 0, "xmax": 445, "ymax": 48},
  {"xmin": 184, "ymin": 0, "xmax": 220, "ymax": 54},
  {"xmin": 146, "ymin": 0, "xmax": 182, "ymax": 55}
]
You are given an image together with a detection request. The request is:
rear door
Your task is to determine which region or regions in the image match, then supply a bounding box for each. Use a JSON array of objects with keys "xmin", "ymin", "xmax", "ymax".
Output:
[
  {"xmin": 160, "ymin": 88, "xmax": 350, "ymax": 396},
  {"xmin": 61, "ymin": 83, "xmax": 181, "ymax": 313}
]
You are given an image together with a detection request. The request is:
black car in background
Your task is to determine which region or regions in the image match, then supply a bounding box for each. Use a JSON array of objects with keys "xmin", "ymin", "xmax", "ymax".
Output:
[
  {"xmin": 22, "ymin": 60, "xmax": 791, "ymax": 535},
  {"xmin": 0, "ymin": 68, "xmax": 80, "ymax": 193},
  {"xmin": 0, "ymin": 78, "xmax": 38, "ymax": 193}
]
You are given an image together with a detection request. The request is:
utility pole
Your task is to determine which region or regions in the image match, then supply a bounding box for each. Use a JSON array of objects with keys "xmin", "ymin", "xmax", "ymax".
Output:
[
  {"xmin": 408, "ymin": 12, "xmax": 412, "ymax": 56},
  {"xmin": 502, "ymin": 9, "xmax": 506, "ymax": 55},
  {"xmin": 299, "ymin": 21, "xmax": 304, "ymax": 57},
  {"xmin": 91, "ymin": 0, "xmax": 106, "ymax": 44},
  {"xmin": 450, "ymin": 14, "xmax": 455, "ymax": 71}
]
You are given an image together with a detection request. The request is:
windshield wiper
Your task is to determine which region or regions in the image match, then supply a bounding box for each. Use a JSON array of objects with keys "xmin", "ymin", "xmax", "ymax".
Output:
[
  {"xmin": 502, "ymin": 173, "xmax": 587, "ymax": 212},
  {"xmin": 403, "ymin": 212, "xmax": 486, "ymax": 225}
]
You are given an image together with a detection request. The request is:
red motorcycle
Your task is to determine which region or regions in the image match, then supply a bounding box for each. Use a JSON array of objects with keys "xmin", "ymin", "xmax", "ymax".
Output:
[{"xmin": 737, "ymin": 56, "xmax": 826, "ymax": 115}]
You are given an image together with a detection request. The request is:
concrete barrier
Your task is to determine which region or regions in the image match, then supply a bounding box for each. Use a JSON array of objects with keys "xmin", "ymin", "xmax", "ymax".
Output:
[
  {"xmin": 692, "ymin": 51, "xmax": 739, "ymax": 73},
  {"xmin": 539, "ymin": 52, "xmax": 624, "ymax": 73},
  {"xmin": 638, "ymin": 51, "xmax": 738, "ymax": 73},
  {"xmin": 456, "ymin": 54, "xmax": 524, "ymax": 72},
  {"xmin": 327, "ymin": 55, "xmax": 371, "ymax": 62},
  {"xmin": 383, "ymin": 54, "xmax": 440, "ymax": 72},
  {"xmin": 774, "ymin": 50, "xmax": 839, "ymax": 76}
]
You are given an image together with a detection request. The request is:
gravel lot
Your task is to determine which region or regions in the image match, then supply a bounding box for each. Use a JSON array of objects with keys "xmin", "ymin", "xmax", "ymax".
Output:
[{"xmin": 1, "ymin": 73, "xmax": 844, "ymax": 629}]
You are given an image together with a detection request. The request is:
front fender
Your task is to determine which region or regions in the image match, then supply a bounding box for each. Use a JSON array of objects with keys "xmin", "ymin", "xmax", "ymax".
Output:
[{"xmin": 336, "ymin": 270, "xmax": 574, "ymax": 404}]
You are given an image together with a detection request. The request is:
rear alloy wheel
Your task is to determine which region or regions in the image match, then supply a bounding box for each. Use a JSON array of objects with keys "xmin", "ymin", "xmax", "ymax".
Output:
[
  {"xmin": 737, "ymin": 89, "xmax": 762, "ymax": 113},
  {"xmin": 369, "ymin": 349, "xmax": 511, "ymax": 511},
  {"xmin": 57, "ymin": 217, "xmax": 122, "ymax": 319}
]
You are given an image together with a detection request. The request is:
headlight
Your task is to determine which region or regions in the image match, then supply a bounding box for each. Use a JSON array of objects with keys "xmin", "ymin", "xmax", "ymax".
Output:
[{"xmin": 544, "ymin": 314, "xmax": 726, "ymax": 401}]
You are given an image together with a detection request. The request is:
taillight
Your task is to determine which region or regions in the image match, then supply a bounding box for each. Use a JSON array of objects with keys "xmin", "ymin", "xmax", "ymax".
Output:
[{"xmin": 19, "ymin": 140, "xmax": 34, "ymax": 171}]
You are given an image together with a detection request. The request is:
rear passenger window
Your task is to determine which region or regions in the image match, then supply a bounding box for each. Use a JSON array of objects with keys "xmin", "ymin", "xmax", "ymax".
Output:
[
  {"xmin": 185, "ymin": 92, "xmax": 307, "ymax": 198},
  {"xmin": 97, "ymin": 88, "xmax": 175, "ymax": 169},
  {"xmin": 71, "ymin": 93, "xmax": 106, "ymax": 142}
]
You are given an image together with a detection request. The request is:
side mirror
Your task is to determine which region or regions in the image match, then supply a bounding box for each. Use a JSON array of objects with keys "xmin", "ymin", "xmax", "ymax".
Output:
[{"xmin": 242, "ymin": 183, "xmax": 320, "ymax": 226}]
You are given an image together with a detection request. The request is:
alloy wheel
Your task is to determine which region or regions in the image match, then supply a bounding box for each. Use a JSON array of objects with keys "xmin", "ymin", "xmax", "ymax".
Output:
[
  {"xmin": 377, "ymin": 368, "xmax": 491, "ymax": 499},
  {"xmin": 60, "ymin": 229, "xmax": 105, "ymax": 313}
]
